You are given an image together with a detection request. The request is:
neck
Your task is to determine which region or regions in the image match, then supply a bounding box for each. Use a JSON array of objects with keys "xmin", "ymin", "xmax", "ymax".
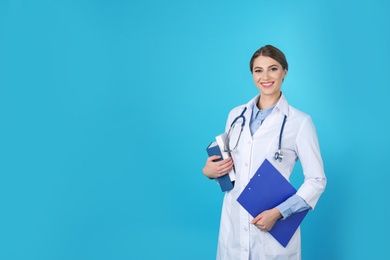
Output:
[{"xmin": 257, "ymin": 92, "xmax": 281, "ymax": 110}]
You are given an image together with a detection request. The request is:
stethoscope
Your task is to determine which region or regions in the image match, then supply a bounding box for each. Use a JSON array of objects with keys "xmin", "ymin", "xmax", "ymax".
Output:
[{"xmin": 224, "ymin": 107, "xmax": 287, "ymax": 162}]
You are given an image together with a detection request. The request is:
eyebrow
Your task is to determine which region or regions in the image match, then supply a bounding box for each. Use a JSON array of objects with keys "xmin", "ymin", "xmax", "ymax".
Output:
[{"xmin": 253, "ymin": 64, "xmax": 279, "ymax": 69}]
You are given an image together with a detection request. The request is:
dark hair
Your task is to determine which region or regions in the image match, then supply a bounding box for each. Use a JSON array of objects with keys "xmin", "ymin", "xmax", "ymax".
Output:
[{"xmin": 249, "ymin": 45, "xmax": 288, "ymax": 73}]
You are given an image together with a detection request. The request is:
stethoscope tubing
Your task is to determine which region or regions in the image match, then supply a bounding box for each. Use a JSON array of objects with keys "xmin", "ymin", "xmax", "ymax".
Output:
[
  {"xmin": 230, "ymin": 107, "xmax": 247, "ymax": 128},
  {"xmin": 275, "ymin": 115, "xmax": 287, "ymax": 162},
  {"xmin": 227, "ymin": 107, "xmax": 287, "ymax": 162}
]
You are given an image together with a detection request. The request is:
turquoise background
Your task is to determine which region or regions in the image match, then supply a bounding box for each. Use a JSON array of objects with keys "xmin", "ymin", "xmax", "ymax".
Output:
[{"xmin": 1, "ymin": 0, "xmax": 389, "ymax": 259}]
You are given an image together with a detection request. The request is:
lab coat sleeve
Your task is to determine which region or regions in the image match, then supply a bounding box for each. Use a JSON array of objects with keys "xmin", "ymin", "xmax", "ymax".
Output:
[
  {"xmin": 295, "ymin": 116, "xmax": 327, "ymax": 209},
  {"xmin": 276, "ymin": 194, "xmax": 311, "ymax": 219}
]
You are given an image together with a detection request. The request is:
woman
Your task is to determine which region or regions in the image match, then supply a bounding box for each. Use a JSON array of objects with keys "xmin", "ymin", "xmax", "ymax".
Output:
[{"xmin": 203, "ymin": 45, "xmax": 326, "ymax": 259}]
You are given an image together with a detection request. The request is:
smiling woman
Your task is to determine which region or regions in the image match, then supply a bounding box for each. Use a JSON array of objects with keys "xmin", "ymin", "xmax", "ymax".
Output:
[
  {"xmin": 251, "ymin": 55, "xmax": 287, "ymax": 104},
  {"xmin": 202, "ymin": 45, "xmax": 327, "ymax": 260},
  {"xmin": 250, "ymin": 45, "xmax": 288, "ymax": 107}
]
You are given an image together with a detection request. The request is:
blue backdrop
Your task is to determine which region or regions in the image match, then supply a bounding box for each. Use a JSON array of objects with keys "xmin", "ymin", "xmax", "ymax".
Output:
[{"xmin": 1, "ymin": 0, "xmax": 389, "ymax": 259}]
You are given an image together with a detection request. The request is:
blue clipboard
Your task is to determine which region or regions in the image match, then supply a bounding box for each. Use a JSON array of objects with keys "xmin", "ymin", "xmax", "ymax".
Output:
[{"xmin": 237, "ymin": 159, "xmax": 308, "ymax": 247}]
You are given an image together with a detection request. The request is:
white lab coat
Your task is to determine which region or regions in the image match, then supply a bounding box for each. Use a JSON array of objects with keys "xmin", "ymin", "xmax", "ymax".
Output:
[{"xmin": 216, "ymin": 94, "xmax": 326, "ymax": 260}]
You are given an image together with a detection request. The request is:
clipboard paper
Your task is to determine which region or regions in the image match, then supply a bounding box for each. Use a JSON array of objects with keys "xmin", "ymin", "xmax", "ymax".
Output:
[{"xmin": 237, "ymin": 159, "xmax": 308, "ymax": 247}]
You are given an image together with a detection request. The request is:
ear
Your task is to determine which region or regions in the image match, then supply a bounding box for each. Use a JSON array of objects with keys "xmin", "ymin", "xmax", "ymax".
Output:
[{"xmin": 284, "ymin": 69, "xmax": 288, "ymax": 78}]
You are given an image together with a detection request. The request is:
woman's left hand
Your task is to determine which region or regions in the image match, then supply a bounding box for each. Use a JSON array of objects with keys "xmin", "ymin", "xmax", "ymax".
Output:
[{"xmin": 251, "ymin": 208, "xmax": 282, "ymax": 232}]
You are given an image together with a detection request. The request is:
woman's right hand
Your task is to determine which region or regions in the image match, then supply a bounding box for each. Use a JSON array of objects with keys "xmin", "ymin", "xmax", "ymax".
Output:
[{"xmin": 202, "ymin": 156, "xmax": 234, "ymax": 179}]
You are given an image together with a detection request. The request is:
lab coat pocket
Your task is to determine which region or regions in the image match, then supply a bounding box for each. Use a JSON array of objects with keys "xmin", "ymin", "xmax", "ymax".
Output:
[{"xmin": 264, "ymin": 228, "xmax": 301, "ymax": 260}]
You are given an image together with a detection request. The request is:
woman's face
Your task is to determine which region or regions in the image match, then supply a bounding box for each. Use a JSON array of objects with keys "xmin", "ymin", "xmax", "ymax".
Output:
[{"xmin": 252, "ymin": 55, "xmax": 287, "ymax": 98}]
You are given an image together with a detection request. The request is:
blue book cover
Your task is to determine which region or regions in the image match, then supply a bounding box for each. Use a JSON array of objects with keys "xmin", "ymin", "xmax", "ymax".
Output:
[
  {"xmin": 206, "ymin": 142, "xmax": 234, "ymax": 192},
  {"xmin": 237, "ymin": 159, "xmax": 308, "ymax": 247}
]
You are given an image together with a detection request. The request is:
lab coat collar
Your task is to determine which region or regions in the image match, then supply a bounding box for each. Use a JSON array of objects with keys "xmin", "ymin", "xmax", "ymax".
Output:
[{"xmin": 275, "ymin": 93, "xmax": 290, "ymax": 117}]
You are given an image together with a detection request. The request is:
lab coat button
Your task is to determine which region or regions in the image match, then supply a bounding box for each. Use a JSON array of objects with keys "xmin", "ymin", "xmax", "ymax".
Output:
[{"xmin": 245, "ymin": 163, "xmax": 248, "ymax": 167}]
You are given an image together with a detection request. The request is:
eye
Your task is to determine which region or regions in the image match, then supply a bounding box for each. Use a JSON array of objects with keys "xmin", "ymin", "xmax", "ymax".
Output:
[
  {"xmin": 270, "ymin": 67, "xmax": 278, "ymax": 71},
  {"xmin": 254, "ymin": 69, "xmax": 263, "ymax": 73}
]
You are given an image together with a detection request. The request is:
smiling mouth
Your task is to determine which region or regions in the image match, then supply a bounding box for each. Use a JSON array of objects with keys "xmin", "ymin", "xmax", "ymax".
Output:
[{"xmin": 261, "ymin": 82, "xmax": 274, "ymax": 88}]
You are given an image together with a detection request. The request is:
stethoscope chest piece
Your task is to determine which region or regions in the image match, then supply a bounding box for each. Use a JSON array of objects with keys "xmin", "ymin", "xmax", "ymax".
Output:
[{"xmin": 274, "ymin": 149, "xmax": 283, "ymax": 162}]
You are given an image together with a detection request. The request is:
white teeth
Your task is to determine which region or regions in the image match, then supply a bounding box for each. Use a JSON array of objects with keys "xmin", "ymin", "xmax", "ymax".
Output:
[{"xmin": 262, "ymin": 82, "xmax": 273, "ymax": 87}]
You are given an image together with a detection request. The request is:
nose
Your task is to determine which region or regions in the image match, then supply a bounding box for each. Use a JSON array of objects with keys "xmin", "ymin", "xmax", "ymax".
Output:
[{"xmin": 263, "ymin": 70, "xmax": 269, "ymax": 80}]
